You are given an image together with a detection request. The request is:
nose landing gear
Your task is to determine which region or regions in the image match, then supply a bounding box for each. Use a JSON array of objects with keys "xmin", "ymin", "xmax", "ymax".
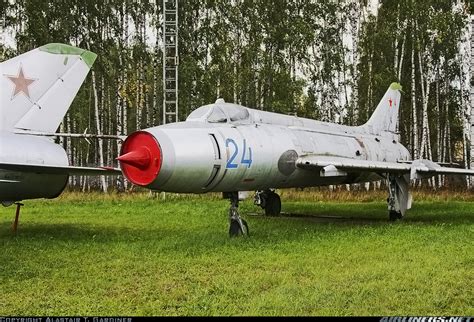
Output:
[{"xmin": 224, "ymin": 192, "xmax": 249, "ymax": 237}]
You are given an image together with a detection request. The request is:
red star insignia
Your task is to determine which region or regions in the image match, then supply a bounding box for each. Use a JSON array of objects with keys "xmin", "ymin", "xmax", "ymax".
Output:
[
  {"xmin": 5, "ymin": 65, "xmax": 37, "ymax": 100},
  {"xmin": 388, "ymin": 98, "xmax": 393, "ymax": 108}
]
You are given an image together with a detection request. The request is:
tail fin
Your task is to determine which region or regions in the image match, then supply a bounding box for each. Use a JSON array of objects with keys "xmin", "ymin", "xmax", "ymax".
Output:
[
  {"xmin": 0, "ymin": 43, "xmax": 96, "ymax": 132},
  {"xmin": 361, "ymin": 82, "xmax": 402, "ymax": 134}
]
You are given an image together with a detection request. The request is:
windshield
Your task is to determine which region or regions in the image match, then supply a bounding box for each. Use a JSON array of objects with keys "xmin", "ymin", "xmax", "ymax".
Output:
[
  {"xmin": 187, "ymin": 105, "xmax": 212, "ymax": 120},
  {"xmin": 207, "ymin": 105, "xmax": 227, "ymax": 123},
  {"xmin": 226, "ymin": 104, "xmax": 250, "ymax": 122},
  {"xmin": 186, "ymin": 102, "xmax": 250, "ymax": 124}
]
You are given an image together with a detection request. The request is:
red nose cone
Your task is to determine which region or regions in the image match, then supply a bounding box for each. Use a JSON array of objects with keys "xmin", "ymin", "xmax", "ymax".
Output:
[
  {"xmin": 117, "ymin": 147, "xmax": 151, "ymax": 169},
  {"xmin": 118, "ymin": 131, "xmax": 162, "ymax": 186}
]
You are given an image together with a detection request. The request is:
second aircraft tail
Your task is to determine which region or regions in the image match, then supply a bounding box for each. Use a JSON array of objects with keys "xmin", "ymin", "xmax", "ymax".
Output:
[{"xmin": 0, "ymin": 43, "xmax": 96, "ymax": 133}]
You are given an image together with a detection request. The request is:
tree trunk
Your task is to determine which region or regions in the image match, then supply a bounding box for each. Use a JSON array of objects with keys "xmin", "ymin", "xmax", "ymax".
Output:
[
  {"xmin": 411, "ymin": 20, "xmax": 419, "ymax": 160},
  {"xmin": 90, "ymin": 68, "xmax": 108, "ymax": 193}
]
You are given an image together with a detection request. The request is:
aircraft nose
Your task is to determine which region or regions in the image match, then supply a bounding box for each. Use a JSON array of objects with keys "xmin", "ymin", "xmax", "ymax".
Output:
[
  {"xmin": 117, "ymin": 146, "xmax": 151, "ymax": 169},
  {"xmin": 117, "ymin": 131, "xmax": 162, "ymax": 186}
]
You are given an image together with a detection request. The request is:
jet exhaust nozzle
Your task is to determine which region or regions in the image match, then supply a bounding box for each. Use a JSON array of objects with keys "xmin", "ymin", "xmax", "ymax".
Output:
[{"xmin": 118, "ymin": 131, "xmax": 162, "ymax": 186}]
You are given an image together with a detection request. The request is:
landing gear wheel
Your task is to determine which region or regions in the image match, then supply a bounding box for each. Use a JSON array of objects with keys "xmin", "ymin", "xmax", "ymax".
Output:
[
  {"xmin": 224, "ymin": 191, "xmax": 249, "ymax": 238},
  {"xmin": 229, "ymin": 218, "xmax": 249, "ymax": 237},
  {"xmin": 389, "ymin": 210, "xmax": 403, "ymax": 221},
  {"xmin": 264, "ymin": 192, "xmax": 281, "ymax": 216},
  {"xmin": 386, "ymin": 174, "xmax": 410, "ymax": 222}
]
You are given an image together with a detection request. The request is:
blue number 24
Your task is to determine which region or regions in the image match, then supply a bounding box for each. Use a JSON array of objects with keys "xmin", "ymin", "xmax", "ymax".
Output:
[{"xmin": 225, "ymin": 138, "xmax": 252, "ymax": 169}]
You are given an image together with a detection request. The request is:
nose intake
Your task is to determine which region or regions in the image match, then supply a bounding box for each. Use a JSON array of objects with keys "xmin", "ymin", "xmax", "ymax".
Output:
[
  {"xmin": 117, "ymin": 131, "xmax": 162, "ymax": 186},
  {"xmin": 117, "ymin": 146, "xmax": 151, "ymax": 169}
]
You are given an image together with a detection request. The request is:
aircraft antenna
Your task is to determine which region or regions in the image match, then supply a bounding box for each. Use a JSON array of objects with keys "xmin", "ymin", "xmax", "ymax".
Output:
[{"xmin": 162, "ymin": 0, "xmax": 178, "ymax": 124}]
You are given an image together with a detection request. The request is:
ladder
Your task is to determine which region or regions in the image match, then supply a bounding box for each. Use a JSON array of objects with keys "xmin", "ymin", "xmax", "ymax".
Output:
[{"xmin": 162, "ymin": 0, "xmax": 178, "ymax": 124}]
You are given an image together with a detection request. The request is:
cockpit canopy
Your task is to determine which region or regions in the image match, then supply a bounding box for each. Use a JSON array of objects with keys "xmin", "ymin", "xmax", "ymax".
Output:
[{"xmin": 186, "ymin": 99, "xmax": 251, "ymax": 124}]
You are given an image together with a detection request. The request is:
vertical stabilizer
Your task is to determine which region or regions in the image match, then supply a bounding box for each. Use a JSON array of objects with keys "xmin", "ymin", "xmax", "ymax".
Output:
[
  {"xmin": 361, "ymin": 83, "xmax": 402, "ymax": 135},
  {"xmin": 0, "ymin": 43, "xmax": 96, "ymax": 132}
]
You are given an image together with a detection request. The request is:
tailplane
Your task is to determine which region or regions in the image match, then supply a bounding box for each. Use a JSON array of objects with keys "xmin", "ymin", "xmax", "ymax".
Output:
[
  {"xmin": 0, "ymin": 43, "xmax": 96, "ymax": 132},
  {"xmin": 361, "ymin": 82, "xmax": 402, "ymax": 135}
]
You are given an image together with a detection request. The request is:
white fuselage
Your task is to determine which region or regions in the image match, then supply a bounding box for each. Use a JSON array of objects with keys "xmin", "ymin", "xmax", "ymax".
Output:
[
  {"xmin": 0, "ymin": 132, "xmax": 69, "ymax": 203},
  {"xmin": 137, "ymin": 107, "xmax": 411, "ymax": 193}
]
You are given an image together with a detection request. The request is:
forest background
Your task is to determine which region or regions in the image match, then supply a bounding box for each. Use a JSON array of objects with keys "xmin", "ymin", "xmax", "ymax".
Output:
[{"xmin": 1, "ymin": 0, "xmax": 473, "ymax": 192}]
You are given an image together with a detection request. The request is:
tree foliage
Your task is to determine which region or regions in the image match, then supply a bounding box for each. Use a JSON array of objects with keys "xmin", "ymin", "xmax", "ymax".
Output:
[{"xmin": 1, "ymin": 0, "xmax": 471, "ymax": 190}]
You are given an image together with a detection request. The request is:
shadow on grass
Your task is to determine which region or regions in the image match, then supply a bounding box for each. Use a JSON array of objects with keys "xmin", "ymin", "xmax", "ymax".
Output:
[
  {"xmin": 1, "ymin": 223, "xmax": 176, "ymax": 242},
  {"xmin": 0, "ymin": 201, "xmax": 471, "ymax": 255},
  {"xmin": 250, "ymin": 201, "xmax": 474, "ymax": 226}
]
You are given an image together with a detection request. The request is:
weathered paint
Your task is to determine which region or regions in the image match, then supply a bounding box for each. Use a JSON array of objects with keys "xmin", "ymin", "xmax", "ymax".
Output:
[
  {"xmin": 0, "ymin": 132, "xmax": 69, "ymax": 202},
  {"xmin": 1, "ymin": 43, "xmax": 95, "ymax": 132},
  {"xmin": 39, "ymin": 43, "xmax": 97, "ymax": 68},
  {"xmin": 0, "ymin": 44, "xmax": 111, "ymax": 204},
  {"xmin": 119, "ymin": 84, "xmax": 411, "ymax": 193},
  {"xmin": 390, "ymin": 82, "xmax": 403, "ymax": 91}
]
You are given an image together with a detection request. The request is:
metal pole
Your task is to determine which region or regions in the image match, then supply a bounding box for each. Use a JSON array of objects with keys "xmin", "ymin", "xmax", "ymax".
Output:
[{"xmin": 11, "ymin": 202, "xmax": 23, "ymax": 233}]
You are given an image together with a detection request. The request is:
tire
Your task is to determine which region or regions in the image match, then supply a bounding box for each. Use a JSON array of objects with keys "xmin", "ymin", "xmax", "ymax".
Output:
[
  {"xmin": 389, "ymin": 210, "xmax": 403, "ymax": 221},
  {"xmin": 264, "ymin": 192, "xmax": 281, "ymax": 216},
  {"xmin": 229, "ymin": 219, "xmax": 249, "ymax": 237},
  {"xmin": 241, "ymin": 219, "xmax": 249, "ymax": 236}
]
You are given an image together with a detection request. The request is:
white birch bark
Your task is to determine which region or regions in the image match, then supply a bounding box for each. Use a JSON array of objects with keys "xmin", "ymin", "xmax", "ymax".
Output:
[
  {"xmin": 90, "ymin": 68, "xmax": 108, "ymax": 193},
  {"xmin": 411, "ymin": 20, "xmax": 419, "ymax": 160}
]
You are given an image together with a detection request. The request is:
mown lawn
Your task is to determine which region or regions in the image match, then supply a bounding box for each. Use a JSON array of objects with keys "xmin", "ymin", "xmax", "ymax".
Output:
[{"xmin": 0, "ymin": 191, "xmax": 472, "ymax": 316}]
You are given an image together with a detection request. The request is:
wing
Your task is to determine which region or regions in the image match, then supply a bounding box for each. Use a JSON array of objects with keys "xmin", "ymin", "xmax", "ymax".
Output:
[
  {"xmin": 0, "ymin": 162, "xmax": 121, "ymax": 176},
  {"xmin": 410, "ymin": 159, "xmax": 474, "ymax": 179},
  {"xmin": 296, "ymin": 155, "xmax": 474, "ymax": 179}
]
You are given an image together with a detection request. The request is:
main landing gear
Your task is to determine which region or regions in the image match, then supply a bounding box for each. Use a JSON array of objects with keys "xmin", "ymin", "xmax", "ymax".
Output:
[
  {"xmin": 387, "ymin": 174, "xmax": 411, "ymax": 221},
  {"xmin": 255, "ymin": 190, "xmax": 281, "ymax": 216},
  {"xmin": 223, "ymin": 192, "xmax": 249, "ymax": 237}
]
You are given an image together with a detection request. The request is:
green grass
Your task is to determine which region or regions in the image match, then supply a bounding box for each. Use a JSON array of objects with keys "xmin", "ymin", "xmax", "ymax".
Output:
[{"xmin": 0, "ymin": 191, "xmax": 472, "ymax": 316}]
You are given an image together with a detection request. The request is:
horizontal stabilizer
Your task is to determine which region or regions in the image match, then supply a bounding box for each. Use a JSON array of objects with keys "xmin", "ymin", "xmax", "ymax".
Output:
[{"xmin": 409, "ymin": 159, "xmax": 474, "ymax": 180}]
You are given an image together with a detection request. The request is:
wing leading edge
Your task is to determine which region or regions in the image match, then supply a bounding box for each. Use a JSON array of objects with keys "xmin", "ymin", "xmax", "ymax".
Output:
[
  {"xmin": 0, "ymin": 162, "xmax": 121, "ymax": 176},
  {"xmin": 296, "ymin": 155, "xmax": 474, "ymax": 180}
]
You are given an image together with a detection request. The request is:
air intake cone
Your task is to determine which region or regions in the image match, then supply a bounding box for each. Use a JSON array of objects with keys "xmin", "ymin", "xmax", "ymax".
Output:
[{"xmin": 118, "ymin": 131, "xmax": 162, "ymax": 186}]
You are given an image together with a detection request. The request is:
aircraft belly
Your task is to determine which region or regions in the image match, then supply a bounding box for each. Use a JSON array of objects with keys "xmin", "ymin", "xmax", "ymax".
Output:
[
  {"xmin": 0, "ymin": 133, "xmax": 70, "ymax": 201},
  {"xmin": 0, "ymin": 169, "xmax": 68, "ymax": 202}
]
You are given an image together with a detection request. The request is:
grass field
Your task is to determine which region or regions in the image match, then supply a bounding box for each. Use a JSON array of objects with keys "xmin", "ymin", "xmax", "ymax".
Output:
[{"xmin": 0, "ymin": 190, "xmax": 472, "ymax": 316}]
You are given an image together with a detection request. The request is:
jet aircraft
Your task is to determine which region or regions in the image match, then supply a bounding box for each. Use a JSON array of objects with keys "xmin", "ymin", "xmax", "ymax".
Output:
[
  {"xmin": 0, "ymin": 43, "xmax": 120, "ymax": 230},
  {"xmin": 118, "ymin": 83, "xmax": 474, "ymax": 236}
]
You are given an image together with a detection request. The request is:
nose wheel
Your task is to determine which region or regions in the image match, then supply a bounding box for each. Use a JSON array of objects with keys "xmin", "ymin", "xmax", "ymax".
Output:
[
  {"xmin": 389, "ymin": 210, "xmax": 403, "ymax": 221},
  {"xmin": 224, "ymin": 192, "xmax": 249, "ymax": 237}
]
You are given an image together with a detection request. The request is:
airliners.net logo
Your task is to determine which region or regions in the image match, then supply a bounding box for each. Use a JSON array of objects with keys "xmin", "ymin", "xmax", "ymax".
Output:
[{"xmin": 381, "ymin": 317, "xmax": 472, "ymax": 322}]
